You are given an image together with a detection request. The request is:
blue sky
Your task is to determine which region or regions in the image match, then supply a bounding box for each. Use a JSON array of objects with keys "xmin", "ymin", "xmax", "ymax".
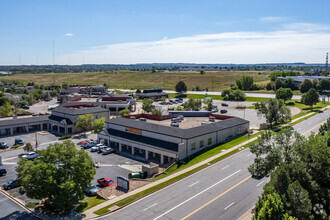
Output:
[{"xmin": 1, "ymin": 0, "xmax": 329, "ymax": 65}]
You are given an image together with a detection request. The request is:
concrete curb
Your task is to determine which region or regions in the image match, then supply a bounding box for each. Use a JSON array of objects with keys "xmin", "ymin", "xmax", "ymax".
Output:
[{"xmin": 0, "ymin": 188, "xmax": 31, "ymax": 213}]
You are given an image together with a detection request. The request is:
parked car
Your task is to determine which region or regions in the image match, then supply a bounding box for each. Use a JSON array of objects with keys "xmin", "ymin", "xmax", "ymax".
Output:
[
  {"xmin": 47, "ymin": 106, "xmax": 55, "ymax": 111},
  {"xmin": 97, "ymin": 145, "xmax": 107, "ymax": 153},
  {"xmin": 21, "ymin": 152, "xmax": 38, "ymax": 160},
  {"xmin": 0, "ymin": 142, "xmax": 9, "ymax": 149},
  {"xmin": 221, "ymin": 103, "xmax": 228, "ymax": 107},
  {"xmin": 97, "ymin": 178, "xmax": 115, "ymax": 187},
  {"xmin": 81, "ymin": 142, "xmax": 88, "ymax": 148},
  {"xmin": 91, "ymin": 144, "xmax": 104, "ymax": 152},
  {"xmin": 220, "ymin": 109, "xmax": 228, "ymax": 114},
  {"xmin": 84, "ymin": 185, "xmax": 98, "ymax": 196},
  {"xmin": 154, "ymin": 99, "xmax": 159, "ymax": 102},
  {"xmin": 0, "ymin": 168, "xmax": 7, "ymax": 176},
  {"xmin": 3, "ymin": 178, "xmax": 21, "ymax": 190},
  {"xmin": 169, "ymin": 99, "xmax": 177, "ymax": 104},
  {"xmin": 85, "ymin": 142, "xmax": 97, "ymax": 149},
  {"xmin": 101, "ymin": 147, "xmax": 115, "ymax": 155},
  {"xmin": 14, "ymin": 138, "xmax": 23, "ymax": 145},
  {"xmin": 22, "ymin": 105, "xmax": 29, "ymax": 109}
]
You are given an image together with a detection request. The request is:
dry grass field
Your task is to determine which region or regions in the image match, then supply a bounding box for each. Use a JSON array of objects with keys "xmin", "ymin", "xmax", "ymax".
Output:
[{"xmin": 0, "ymin": 71, "xmax": 269, "ymax": 91}]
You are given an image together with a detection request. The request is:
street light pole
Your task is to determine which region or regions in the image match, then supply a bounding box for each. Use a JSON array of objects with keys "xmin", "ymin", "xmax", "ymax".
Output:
[{"xmin": 35, "ymin": 132, "xmax": 38, "ymax": 151}]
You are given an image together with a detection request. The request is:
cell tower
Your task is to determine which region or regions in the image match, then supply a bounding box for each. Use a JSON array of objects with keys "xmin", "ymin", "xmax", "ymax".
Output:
[{"xmin": 326, "ymin": 52, "xmax": 329, "ymax": 72}]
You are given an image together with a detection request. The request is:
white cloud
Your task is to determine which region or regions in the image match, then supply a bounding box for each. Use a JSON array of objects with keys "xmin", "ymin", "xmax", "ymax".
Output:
[
  {"xmin": 56, "ymin": 23, "xmax": 330, "ymax": 65},
  {"xmin": 260, "ymin": 16, "xmax": 289, "ymax": 22},
  {"xmin": 63, "ymin": 33, "xmax": 74, "ymax": 37}
]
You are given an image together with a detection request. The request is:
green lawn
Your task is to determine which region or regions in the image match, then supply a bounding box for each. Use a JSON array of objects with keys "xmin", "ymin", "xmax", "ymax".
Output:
[{"xmin": 79, "ymin": 197, "xmax": 106, "ymax": 212}]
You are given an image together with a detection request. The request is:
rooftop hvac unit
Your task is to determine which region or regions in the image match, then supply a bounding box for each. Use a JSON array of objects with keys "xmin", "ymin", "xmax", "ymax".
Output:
[
  {"xmin": 130, "ymin": 116, "xmax": 136, "ymax": 120},
  {"xmin": 201, "ymin": 121, "xmax": 208, "ymax": 126},
  {"xmin": 139, "ymin": 117, "xmax": 146, "ymax": 122},
  {"xmin": 171, "ymin": 122, "xmax": 179, "ymax": 127},
  {"xmin": 209, "ymin": 116, "xmax": 215, "ymax": 122}
]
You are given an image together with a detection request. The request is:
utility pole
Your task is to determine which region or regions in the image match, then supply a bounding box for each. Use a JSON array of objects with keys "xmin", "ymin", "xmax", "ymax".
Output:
[
  {"xmin": 326, "ymin": 52, "xmax": 329, "ymax": 72},
  {"xmin": 35, "ymin": 132, "xmax": 38, "ymax": 151}
]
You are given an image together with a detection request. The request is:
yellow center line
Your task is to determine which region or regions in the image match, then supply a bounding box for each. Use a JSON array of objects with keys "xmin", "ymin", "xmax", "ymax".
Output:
[
  {"xmin": 181, "ymin": 175, "xmax": 251, "ymax": 220},
  {"xmin": 301, "ymin": 119, "xmax": 328, "ymax": 136}
]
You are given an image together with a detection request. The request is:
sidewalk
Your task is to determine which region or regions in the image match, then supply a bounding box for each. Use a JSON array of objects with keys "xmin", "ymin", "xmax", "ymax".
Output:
[{"xmin": 84, "ymin": 109, "xmax": 327, "ymax": 219}]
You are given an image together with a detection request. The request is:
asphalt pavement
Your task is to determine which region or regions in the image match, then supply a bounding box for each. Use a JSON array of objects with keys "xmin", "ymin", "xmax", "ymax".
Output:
[
  {"xmin": 0, "ymin": 192, "xmax": 35, "ymax": 219},
  {"xmin": 98, "ymin": 109, "xmax": 329, "ymax": 220}
]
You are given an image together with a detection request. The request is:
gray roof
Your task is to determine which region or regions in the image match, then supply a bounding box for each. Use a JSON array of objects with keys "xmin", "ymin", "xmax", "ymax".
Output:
[
  {"xmin": 278, "ymin": 76, "xmax": 330, "ymax": 83},
  {"xmin": 49, "ymin": 115, "xmax": 73, "ymax": 125},
  {"xmin": 52, "ymin": 104, "xmax": 109, "ymax": 115},
  {"xmin": 0, "ymin": 115, "xmax": 49, "ymax": 127},
  {"xmin": 107, "ymin": 128, "xmax": 178, "ymax": 152},
  {"xmin": 108, "ymin": 117, "xmax": 249, "ymax": 139}
]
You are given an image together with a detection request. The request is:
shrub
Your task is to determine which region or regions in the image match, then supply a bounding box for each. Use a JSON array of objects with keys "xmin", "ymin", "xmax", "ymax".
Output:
[{"xmin": 59, "ymin": 135, "xmax": 72, "ymax": 140}]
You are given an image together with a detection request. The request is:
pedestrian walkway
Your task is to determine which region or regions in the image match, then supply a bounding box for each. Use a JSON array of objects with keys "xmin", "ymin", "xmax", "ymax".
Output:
[{"xmin": 84, "ymin": 109, "xmax": 327, "ymax": 219}]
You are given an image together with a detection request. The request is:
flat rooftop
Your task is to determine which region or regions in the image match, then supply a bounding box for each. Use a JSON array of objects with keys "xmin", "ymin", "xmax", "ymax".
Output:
[{"xmin": 138, "ymin": 117, "xmax": 219, "ymax": 129}]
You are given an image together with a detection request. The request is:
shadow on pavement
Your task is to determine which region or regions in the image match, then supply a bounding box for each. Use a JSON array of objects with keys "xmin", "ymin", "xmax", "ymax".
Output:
[{"xmin": 0, "ymin": 211, "xmax": 36, "ymax": 220}]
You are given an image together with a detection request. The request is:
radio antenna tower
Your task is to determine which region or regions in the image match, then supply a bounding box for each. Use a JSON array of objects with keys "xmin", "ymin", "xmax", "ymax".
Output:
[{"xmin": 326, "ymin": 52, "xmax": 329, "ymax": 72}]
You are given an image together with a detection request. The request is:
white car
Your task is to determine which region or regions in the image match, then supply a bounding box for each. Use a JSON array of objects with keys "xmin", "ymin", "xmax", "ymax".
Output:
[
  {"xmin": 21, "ymin": 152, "xmax": 38, "ymax": 160},
  {"xmin": 91, "ymin": 144, "xmax": 104, "ymax": 152}
]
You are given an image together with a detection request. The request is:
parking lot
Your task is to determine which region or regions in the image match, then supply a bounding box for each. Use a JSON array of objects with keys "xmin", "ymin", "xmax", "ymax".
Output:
[{"xmin": 0, "ymin": 132, "xmax": 146, "ymax": 203}]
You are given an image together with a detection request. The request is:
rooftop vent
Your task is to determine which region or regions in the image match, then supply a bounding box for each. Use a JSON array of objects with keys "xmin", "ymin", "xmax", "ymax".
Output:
[
  {"xmin": 209, "ymin": 116, "xmax": 215, "ymax": 122},
  {"xmin": 201, "ymin": 121, "xmax": 208, "ymax": 126},
  {"xmin": 130, "ymin": 116, "xmax": 136, "ymax": 120},
  {"xmin": 139, "ymin": 117, "xmax": 146, "ymax": 122},
  {"xmin": 171, "ymin": 122, "xmax": 179, "ymax": 127}
]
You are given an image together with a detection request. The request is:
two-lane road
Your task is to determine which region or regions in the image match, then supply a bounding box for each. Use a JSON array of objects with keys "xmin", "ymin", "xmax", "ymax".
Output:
[{"xmin": 99, "ymin": 108, "xmax": 329, "ymax": 220}]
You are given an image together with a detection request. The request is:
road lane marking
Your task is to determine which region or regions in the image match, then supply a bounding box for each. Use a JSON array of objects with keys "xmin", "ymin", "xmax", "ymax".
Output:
[
  {"xmin": 221, "ymin": 165, "xmax": 230, "ymax": 170},
  {"xmin": 144, "ymin": 203, "xmax": 158, "ymax": 211},
  {"xmin": 188, "ymin": 181, "xmax": 200, "ymax": 188},
  {"xmin": 2, "ymin": 156, "xmax": 18, "ymax": 161},
  {"xmin": 256, "ymin": 180, "xmax": 265, "ymax": 187},
  {"xmin": 224, "ymin": 202, "xmax": 235, "ymax": 210},
  {"xmin": 181, "ymin": 175, "xmax": 251, "ymax": 220},
  {"xmin": 153, "ymin": 170, "xmax": 241, "ymax": 220}
]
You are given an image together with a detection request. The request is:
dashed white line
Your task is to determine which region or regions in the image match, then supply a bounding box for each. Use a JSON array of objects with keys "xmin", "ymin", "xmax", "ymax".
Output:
[
  {"xmin": 256, "ymin": 180, "xmax": 265, "ymax": 187},
  {"xmin": 188, "ymin": 181, "xmax": 200, "ymax": 188},
  {"xmin": 143, "ymin": 203, "xmax": 158, "ymax": 211},
  {"xmin": 153, "ymin": 170, "xmax": 241, "ymax": 220},
  {"xmin": 221, "ymin": 165, "xmax": 230, "ymax": 170},
  {"xmin": 224, "ymin": 202, "xmax": 235, "ymax": 210}
]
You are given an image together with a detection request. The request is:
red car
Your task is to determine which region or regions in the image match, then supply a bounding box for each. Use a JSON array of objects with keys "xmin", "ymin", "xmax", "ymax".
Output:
[{"xmin": 97, "ymin": 178, "xmax": 115, "ymax": 187}]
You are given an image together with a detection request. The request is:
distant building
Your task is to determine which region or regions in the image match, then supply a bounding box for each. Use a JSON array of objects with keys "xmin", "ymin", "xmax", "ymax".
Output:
[
  {"xmin": 277, "ymin": 76, "xmax": 330, "ymax": 88},
  {"xmin": 138, "ymin": 89, "xmax": 169, "ymax": 99}
]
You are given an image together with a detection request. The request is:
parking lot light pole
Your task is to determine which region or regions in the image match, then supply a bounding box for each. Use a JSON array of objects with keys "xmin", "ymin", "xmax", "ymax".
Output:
[{"xmin": 35, "ymin": 132, "xmax": 38, "ymax": 151}]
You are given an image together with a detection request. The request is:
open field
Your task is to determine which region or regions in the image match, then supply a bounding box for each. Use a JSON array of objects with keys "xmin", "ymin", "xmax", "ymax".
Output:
[{"xmin": 0, "ymin": 71, "xmax": 269, "ymax": 91}]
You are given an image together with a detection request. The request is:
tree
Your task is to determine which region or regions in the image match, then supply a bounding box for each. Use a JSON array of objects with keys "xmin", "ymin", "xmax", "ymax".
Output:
[
  {"xmin": 316, "ymin": 79, "xmax": 330, "ymax": 98},
  {"xmin": 0, "ymin": 102, "xmax": 12, "ymax": 117},
  {"xmin": 299, "ymin": 79, "xmax": 313, "ymax": 93},
  {"xmin": 16, "ymin": 141, "xmax": 96, "ymax": 211},
  {"xmin": 255, "ymin": 98, "xmax": 291, "ymax": 128},
  {"xmin": 151, "ymin": 107, "xmax": 162, "ymax": 116},
  {"xmin": 221, "ymin": 89, "xmax": 245, "ymax": 101},
  {"xmin": 142, "ymin": 99, "xmax": 154, "ymax": 113},
  {"xmin": 274, "ymin": 79, "xmax": 283, "ymax": 90},
  {"xmin": 283, "ymin": 78, "xmax": 296, "ymax": 90},
  {"xmin": 76, "ymin": 113, "xmax": 93, "ymax": 133},
  {"xmin": 206, "ymin": 100, "xmax": 213, "ymax": 111},
  {"xmin": 136, "ymin": 89, "xmax": 141, "ymax": 94},
  {"xmin": 300, "ymin": 88, "xmax": 319, "ymax": 110},
  {"xmin": 266, "ymin": 82, "xmax": 273, "ymax": 91},
  {"xmin": 248, "ymin": 129, "xmax": 304, "ymax": 177},
  {"xmin": 175, "ymin": 81, "xmax": 187, "ymax": 93},
  {"xmin": 24, "ymin": 142, "xmax": 33, "ymax": 152},
  {"xmin": 93, "ymin": 117, "xmax": 105, "ymax": 134},
  {"xmin": 120, "ymin": 109, "xmax": 131, "ymax": 116},
  {"xmin": 183, "ymin": 98, "xmax": 202, "ymax": 111},
  {"xmin": 254, "ymin": 191, "xmax": 285, "ymax": 220},
  {"xmin": 287, "ymin": 181, "xmax": 312, "ymax": 219},
  {"xmin": 200, "ymin": 70, "xmax": 205, "ymax": 75},
  {"xmin": 276, "ymin": 88, "xmax": 293, "ymax": 103},
  {"xmin": 151, "ymin": 66, "xmax": 156, "ymax": 73},
  {"xmin": 312, "ymin": 79, "xmax": 318, "ymax": 89},
  {"xmin": 236, "ymin": 76, "xmax": 254, "ymax": 90}
]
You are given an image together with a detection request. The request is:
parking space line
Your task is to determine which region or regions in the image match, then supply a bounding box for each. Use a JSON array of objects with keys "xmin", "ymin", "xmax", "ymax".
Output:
[{"xmin": 221, "ymin": 165, "xmax": 230, "ymax": 170}]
